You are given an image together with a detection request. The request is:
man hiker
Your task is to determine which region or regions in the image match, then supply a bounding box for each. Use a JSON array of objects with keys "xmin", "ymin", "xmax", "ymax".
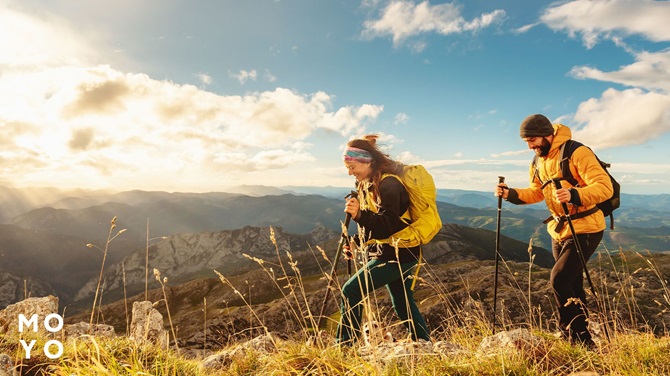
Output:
[{"xmin": 495, "ymin": 114, "xmax": 613, "ymax": 347}]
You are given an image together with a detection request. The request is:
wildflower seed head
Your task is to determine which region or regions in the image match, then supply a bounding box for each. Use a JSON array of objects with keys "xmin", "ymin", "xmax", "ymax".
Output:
[
  {"xmin": 163, "ymin": 277, "xmax": 168, "ymax": 284},
  {"xmin": 154, "ymin": 268, "xmax": 161, "ymax": 280},
  {"xmin": 270, "ymin": 226, "xmax": 276, "ymax": 245},
  {"xmin": 86, "ymin": 243, "xmax": 93, "ymax": 248}
]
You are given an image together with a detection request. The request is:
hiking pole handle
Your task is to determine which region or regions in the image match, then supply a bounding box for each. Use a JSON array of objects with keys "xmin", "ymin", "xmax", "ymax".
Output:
[
  {"xmin": 497, "ymin": 176, "xmax": 505, "ymax": 206},
  {"xmin": 551, "ymin": 178, "xmax": 571, "ymax": 216}
]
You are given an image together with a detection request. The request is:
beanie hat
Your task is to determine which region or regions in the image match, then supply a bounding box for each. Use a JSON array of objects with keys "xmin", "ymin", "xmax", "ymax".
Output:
[{"xmin": 519, "ymin": 114, "xmax": 554, "ymax": 138}]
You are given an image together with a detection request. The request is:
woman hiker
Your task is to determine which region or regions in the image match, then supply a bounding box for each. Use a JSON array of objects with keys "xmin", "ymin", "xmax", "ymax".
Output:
[{"xmin": 337, "ymin": 134, "xmax": 431, "ymax": 346}]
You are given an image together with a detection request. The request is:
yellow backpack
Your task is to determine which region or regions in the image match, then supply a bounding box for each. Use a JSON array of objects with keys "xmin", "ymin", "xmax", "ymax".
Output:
[{"xmin": 371, "ymin": 165, "xmax": 442, "ymax": 248}]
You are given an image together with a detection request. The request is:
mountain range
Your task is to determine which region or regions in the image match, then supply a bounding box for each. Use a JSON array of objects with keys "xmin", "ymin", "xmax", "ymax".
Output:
[{"xmin": 0, "ymin": 184, "xmax": 668, "ymax": 313}]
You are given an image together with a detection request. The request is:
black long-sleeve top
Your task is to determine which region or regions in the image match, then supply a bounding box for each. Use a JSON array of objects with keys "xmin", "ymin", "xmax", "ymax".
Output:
[{"xmin": 355, "ymin": 176, "xmax": 422, "ymax": 263}]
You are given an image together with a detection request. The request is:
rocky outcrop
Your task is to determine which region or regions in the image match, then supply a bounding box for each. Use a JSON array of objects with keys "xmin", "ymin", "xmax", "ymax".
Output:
[
  {"xmin": 74, "ymin": 226, "xmax": 336, "ymax": 301},
  {"xmin": 0, "ymin": 272, "xmax": 57, "ymax": 310}
]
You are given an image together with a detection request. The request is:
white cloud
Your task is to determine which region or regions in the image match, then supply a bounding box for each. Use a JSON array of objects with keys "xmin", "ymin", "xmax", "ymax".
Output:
[
  {"xmin": 231, "ymin": 69, "xmax": 257, "ymax": 84},
  {"xmin": 570, "ymin": 49, "xmax": 670, "ymax": 92},
  {"xmin": 490, "ymin": 149, "xmax": 530, "ymax": 158},
  {"xmin": 214, "ymin": 149, "xmax": 315, "ymax": 171},
  {"xmin": 362, "ymin": 1, "xmax": 505, "ymax": 47},
  {"xmin": 394, "ymin": 112, "xmax": 409, "ymax": 124},
  {"xmin": 196, "ymin": 73, "xmax": 212, "ymax": 86},
  {"xmin": 541, "ymin": 0, "xmax": 670, "ymax": 48},
  {"xmin": 319, "ymin": 104, "xmax": 384, "ymax": 135},
  {"xmin": 265, "ymin": 69, "xmax": 278, "ymax": 82},
  {"xmin": 396, "ymin": 150, "xmax": 422, "ymax": 164},
  {"xmin": 0, "ymin": 4, "xmax": 387, "ymax": 191},
  {"xmin": 0, "ymin": 65, "xmax": 382, "ymax": 189},
  {"xmin": 541, "ymin": 1, "xmax": 670, "ymax": 152},
  {"xmin": 571, "ymin": 88, "xmax": 670, "ymax": 149},
  {"xmin": 514, "ymin": 22, "xmax": 539, "ymax": 34}
]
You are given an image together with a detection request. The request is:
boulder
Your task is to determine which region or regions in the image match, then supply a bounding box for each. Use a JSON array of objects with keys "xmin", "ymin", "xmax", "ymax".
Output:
[
  {"xmin": 129, "ymin": 301, "xmax": 166, "ymax": 348},
  {"xmin": 479, "ymin": 328, "xmax": 545, "ymax": 355},
  {"xmin": 0, "ymin": 296, "xmax": 59, "ymax": 335}
]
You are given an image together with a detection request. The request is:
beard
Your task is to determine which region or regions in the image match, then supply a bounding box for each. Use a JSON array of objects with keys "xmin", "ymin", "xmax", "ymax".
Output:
[{"xmin": 534, "ymin": 137, "xmax": 552, "ymax": 157}]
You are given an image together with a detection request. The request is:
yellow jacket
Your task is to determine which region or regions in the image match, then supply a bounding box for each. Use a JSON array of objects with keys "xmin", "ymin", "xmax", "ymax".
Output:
[{"xmin": 510, "ymin": 124, "xmax": 613, "ymax": 241}]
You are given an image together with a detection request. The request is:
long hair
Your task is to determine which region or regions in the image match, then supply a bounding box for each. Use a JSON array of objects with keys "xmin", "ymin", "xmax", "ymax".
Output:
[{"xmin": 347, "ymin": 135, "xmax": 404, "ymax": 199}]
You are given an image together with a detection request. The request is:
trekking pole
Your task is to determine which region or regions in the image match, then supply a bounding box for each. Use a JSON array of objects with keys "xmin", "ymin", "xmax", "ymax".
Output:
[
  {"xmin": 551, "ymin": 178, "xmax": 611, "ymax": 342},
  {"xmin": 492, "ymin": 176, "xmax": 504, "ymax": 334},
  {"xmin": 316, "ymin": 191, "xmax": 356, "ymax": 329}
]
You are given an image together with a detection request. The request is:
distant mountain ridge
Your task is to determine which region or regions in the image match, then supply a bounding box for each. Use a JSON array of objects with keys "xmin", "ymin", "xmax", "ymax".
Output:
[
  {"xmin": 0, "ymin": 184, "xmax": 668, "ymax": 310},
  {"xmin": 2, "ymin": 185, "xmax": 669, "ymax": 254}
]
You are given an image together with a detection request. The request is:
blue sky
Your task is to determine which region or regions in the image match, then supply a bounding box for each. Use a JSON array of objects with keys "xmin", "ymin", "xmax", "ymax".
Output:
[{"xmin": 1, "ymin": 0, "xmax": 669, "ymax": 194}]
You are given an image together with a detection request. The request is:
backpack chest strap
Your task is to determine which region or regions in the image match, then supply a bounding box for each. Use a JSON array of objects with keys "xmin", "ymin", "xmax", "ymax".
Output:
[{"xmin": 543, "ymin": 206, "xmax": 600, "ymax": 233}]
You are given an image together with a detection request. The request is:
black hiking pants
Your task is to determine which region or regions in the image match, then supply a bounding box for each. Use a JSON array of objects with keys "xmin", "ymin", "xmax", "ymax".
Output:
[{"xmin": 550, "ymin": 231, "xmax": 603, "ymax": 343}]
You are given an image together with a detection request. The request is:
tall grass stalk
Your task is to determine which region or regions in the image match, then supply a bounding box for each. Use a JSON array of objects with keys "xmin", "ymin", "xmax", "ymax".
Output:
[
  {"xmin": 122, "ymin": 262, "xmax": 129, "ymax": 336},
  {"xmin": 213, "ymin": 269, "xmax": 269, "ymax": 337},
  {"xmin": 240, "ymin": 226, "xmax": 317, "ymax": 333},
  {"xmin": 527, "ymin": 238, "xmax": 538, "ymax": 331},
  {"xmin": 270, "ymin": 226, "xmax": 318, "ymax": 330},
  {"xmin": 154, "ymin": 268, "xmax": 180, "ymax": 355},
  {"xmin": 87, "ymin": 216, "xmax": 126, "ymax": 330}
]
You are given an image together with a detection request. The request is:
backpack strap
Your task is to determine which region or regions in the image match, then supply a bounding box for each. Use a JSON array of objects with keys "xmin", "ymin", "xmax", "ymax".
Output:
[
  {"xmin": 537, "ymin": 139, "xmax": 583, "ymax": 190},
  {"xmin": 380, "ymin": 173, "xmax": 412, "ymax": 224},
  {"xmin": 542, "ymin": 206, "xmax": 600, "ymax": 233},
  {"xmin": 531, "ymin": 155, "xmax": 541, "ymax": 185},
  {"xmin": 560, "ymin": 140, "xmax": 582, "ymax": 187}
]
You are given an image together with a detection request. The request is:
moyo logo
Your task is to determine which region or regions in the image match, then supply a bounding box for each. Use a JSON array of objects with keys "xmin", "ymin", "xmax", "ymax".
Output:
[{"xmin": 18, "ymin": 313, "xmax": 64, "ymax": 359}]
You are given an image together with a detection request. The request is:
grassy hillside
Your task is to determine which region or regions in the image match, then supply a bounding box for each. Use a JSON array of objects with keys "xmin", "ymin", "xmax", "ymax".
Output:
[{"xmin": 3, "ymin": 244, "xmax": 670, "ymax": 375}]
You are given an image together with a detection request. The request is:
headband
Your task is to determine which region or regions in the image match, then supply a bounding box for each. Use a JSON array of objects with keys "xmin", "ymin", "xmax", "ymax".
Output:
[{"xmin": 343, "ymin": 147, "xmax": 372, "ymax": 163}]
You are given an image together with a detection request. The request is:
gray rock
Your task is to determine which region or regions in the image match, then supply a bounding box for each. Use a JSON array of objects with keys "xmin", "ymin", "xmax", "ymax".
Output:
[
  {"xmin": 64, "ymin": 322, "xmax": 116, "ymax": 338},
  {"xmin": 478, "ymin": 328, "xmax": 545, "ymax": 354},
  {"xmin": 129, "ymin": 301, "xmax": 166, "ymax": 348},
  {"xmin": 0, "ymin": 296, "xmax": 59, "ymax": 335}
]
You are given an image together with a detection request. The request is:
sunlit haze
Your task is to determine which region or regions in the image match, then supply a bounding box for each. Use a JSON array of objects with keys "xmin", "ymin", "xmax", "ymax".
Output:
[{"xmin": 1, "ymin": 0, "xmax": 669, "ymax": 194}]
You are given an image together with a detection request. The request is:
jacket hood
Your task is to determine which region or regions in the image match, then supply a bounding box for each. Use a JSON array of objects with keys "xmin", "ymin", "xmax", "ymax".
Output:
[{"xmin": 548, "ymin": 124, "xmax": 571, "ymax": 156}]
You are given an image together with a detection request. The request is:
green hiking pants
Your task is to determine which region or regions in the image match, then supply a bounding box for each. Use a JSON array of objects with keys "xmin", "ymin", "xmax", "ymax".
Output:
[{"xmin": 336, "ymin": 258, "xmax": 430, "ymax": 345}]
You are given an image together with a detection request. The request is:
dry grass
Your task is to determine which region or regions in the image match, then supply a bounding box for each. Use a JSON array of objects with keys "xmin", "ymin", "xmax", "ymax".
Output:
[{"xmin": 1, "ymin": 223, "xmax": 669, "ymax": 375}]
